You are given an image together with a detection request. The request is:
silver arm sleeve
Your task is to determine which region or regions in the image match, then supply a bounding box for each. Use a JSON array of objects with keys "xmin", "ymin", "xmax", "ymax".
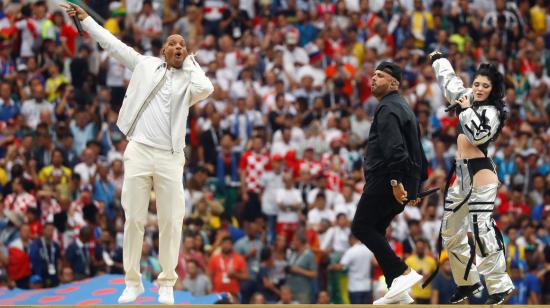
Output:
[
  {"xmin": 458, "ymin": 105, "xmax": 500, "ymax": 145},
  {"xmin": 432, "ymin": 58, "xmax": 473, "ymax": 104}
]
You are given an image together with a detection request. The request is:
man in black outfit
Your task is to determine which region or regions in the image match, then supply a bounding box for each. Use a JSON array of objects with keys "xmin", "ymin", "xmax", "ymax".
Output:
[{"xmin": 351, "ymin": 61, "xmax": 428, "ymax": 304}]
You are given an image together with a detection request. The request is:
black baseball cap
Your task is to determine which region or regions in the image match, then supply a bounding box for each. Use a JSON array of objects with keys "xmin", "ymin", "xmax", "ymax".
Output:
[{"xmin": 376, "ymin": 61, "xmax": 402, "ymax": 84}]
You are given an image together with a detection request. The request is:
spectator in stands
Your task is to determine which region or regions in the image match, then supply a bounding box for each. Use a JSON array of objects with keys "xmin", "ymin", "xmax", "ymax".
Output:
[
  {"xmin": 29, "ymin": 223, "xmax": 60, "ymax": 288},
  {"xmin": 430, "ymin": 251, "xmax": 456, "ymax": 304},
  {"xmin": 286, "ymin": 230, "xmax": 317, "ymax": 304},
  {"xmin": 207, "ymin": 236, "xmax": 248, "ymax": 298},
  {"xmin": 405, "ymin": 238, "xmax": 436, "ymax": 304},
  {"xmin": 182, "ymin": 259, "xmax": 211, "ymax": 297}
]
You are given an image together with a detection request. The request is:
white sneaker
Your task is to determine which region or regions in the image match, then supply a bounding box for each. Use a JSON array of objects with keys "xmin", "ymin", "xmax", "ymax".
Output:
[
  {"xmin": 118, "ymin": 284, "xmax": 145, "ymax": 303},
  {"xmin": 374, "ymin": 291, "xmax": 415, "ymax": 305},
  {"xmin": 158, "ymin": 286, "xmax": 174, "ymax": 305},
  {"xmin": 384, "ymin": 269, "xmax": 423, "ymax": 299}
]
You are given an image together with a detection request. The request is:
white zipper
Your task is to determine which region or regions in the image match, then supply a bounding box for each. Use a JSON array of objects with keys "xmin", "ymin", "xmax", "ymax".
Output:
[{"xmin": 126, "ymin": 64, "xmax": 168, "ymax": 139}]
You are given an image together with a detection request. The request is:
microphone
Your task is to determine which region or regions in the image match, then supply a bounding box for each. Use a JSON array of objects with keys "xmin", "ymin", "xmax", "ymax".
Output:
[
  {"xmin": 445, "ymin": 91, "xmax": 473, "ymax": 112},
  {"xmin": 72, "ymin": 15, "xmax": 84, "ymax": 36},
  {"xmin": 444, "ymin": 103, "xmax": 460, "ymax": 112}
]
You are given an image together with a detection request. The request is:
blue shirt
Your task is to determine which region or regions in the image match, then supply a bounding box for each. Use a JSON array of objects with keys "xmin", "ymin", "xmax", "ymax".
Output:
[
  {"xmin": 93, "ymin": 178, "xmax": 116, "ymax": 220},
  {"xmin": 432, "ymin": 272, "xmax": 456, "ymax": 304},
  {"xmin": 509, "ymin": 273, "xmax": 541, "ymax": 305},
  {"xmin": 0, "ymin": 98, "xmax": 20, "ymax": 122},
  {"xmin": 65, "ymin": 239, "xmax": 103, "ymax": 277}
]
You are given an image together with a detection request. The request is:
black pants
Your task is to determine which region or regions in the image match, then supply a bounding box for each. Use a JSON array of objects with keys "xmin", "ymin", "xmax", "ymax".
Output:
[
  {"xmin": 351, "ymin": 193, "xmax": 408, "ymax": 288},
  {"xmin": 242, "ymin": 192, "xmax": 262, "ymax": 222}
]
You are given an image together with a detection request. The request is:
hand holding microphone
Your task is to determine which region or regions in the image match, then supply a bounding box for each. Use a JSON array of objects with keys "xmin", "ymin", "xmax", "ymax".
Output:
[
  {"xmin": 59, "ymin": 2, "xmax": 89, "ymax": 36},
  {"xmin": 445, "ymin": 92, "xmax": 472, "ymax": 112}
]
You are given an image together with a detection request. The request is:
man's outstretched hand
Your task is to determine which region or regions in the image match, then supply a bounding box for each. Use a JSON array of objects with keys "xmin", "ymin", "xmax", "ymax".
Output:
[
  {"xmin": 60, "ymin": 2, "xmax": 88, "ymax": 21},
  {"xmin": 428, "ymin": 50, "xmax": 442, "ymax": 62}
]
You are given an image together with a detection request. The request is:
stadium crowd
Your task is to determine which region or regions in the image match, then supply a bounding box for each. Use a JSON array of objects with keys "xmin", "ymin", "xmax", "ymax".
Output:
[{"xmin": 0, "ymin": 0, "xmax": 549, "ymax": 304}]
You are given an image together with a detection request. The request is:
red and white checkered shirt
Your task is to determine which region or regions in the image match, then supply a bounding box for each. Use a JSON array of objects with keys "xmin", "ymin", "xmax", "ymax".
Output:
[
  {"xmin": 324, "ymin": 170, "xmax": 343, "ymax": 192},
  {"xmin": 239, "ymin": 150, "xmax": 270, "ymax": 193},
  {"xmin": 321, "ymin": 153, "xmax": 346, "ymax": 173},
  {"xmin": 295, "ymin": 159, "xmax": 323, "ymax": 177},
  {"xmin": 40, "ymin": 198, "xmax": 62, "ymax": 223},
  {"xmin": 4, "ymin": 192, "xmax": 37, "ymax": 214}
]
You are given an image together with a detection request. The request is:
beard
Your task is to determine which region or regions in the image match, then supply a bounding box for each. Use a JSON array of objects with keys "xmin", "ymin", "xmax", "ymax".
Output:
[{"xmin": 371, "ymin": 83, "xmax": 389, "ymax": 97}]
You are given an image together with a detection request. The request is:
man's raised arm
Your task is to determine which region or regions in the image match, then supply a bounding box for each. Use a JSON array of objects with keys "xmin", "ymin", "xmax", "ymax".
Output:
[{"xmin": 60, "ymin": 2, "xmax": 143, "ymax": 71}]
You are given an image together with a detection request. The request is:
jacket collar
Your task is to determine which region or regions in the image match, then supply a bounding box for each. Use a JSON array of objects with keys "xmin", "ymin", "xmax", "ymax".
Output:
[
  {"xmin": 380, "ymin": 90, "xmax": 400, "ymax": 102},
  {"xmin": 155, "ymin": 62, "xmax": 167, "ymax": 72}
]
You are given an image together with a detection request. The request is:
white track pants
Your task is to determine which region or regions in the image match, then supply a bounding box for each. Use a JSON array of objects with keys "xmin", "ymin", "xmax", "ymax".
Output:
[{"xmin": 121, "ymin": 140, "xmax": 186, "ymax": 287}]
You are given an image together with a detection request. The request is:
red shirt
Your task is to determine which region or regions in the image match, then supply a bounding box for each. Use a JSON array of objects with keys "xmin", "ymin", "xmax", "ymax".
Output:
[
  {"xmin": 60, "ymin": 24, "xmax": 79, "ymax": 56},
  {"xmin": 29, "ymin": 220, "xmax": 43, "ymax": 240},
  {"xmin": 498, "ymin": 201, "xmax": 531, "ymax": 217},
  {"xmin": 208, "ymin": 252, "xmax": 247, "ymax": 295}
]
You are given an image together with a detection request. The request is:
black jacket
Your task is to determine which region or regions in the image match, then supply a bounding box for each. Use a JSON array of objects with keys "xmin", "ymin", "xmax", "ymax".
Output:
[{"xmin": 363, "ymin": 91, "xmax": 428, "ymax": 198}]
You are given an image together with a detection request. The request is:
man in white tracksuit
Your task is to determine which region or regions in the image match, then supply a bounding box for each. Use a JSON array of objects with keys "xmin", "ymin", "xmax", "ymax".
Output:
[{"xmin": 62, "ymin": 3, "xmax": 214, "ymax": 305}]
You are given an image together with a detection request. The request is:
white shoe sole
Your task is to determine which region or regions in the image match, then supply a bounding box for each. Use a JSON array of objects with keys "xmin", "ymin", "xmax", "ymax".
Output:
[
  {"xmin": 158, "ymin": 287, "xmax": 174, "ymax": 305},
  {"xmin": 374, "ymin": 292, "xmax": 415, "ymax": 305},
  {"xmin": 117, "ymin": 285, "xmax": 145, "ymax": 304},
  {"xmin": 158, "ymin": 296, "xmax": 174, "ymax": 305},
  {"xmin": 385, "ymin": 270, "xmax": 423, "ymax": 299}
]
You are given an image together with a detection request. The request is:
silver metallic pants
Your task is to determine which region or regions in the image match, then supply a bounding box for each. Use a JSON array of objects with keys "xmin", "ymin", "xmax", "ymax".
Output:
[{"xmin": 441, "ymin": 160, "xmax": 513, "ymax": 295}]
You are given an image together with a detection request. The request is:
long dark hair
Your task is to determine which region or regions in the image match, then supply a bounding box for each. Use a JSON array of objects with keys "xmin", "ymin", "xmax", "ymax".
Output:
[{"xmin": 473, "ymin": 63, "xmax": 507, "ymax": 141}]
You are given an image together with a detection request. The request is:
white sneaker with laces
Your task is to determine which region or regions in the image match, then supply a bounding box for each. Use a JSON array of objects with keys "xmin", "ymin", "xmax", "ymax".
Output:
[
  {"xmin": 373, "ymin": 291, "xmax": 415, "ymax": 305},
  {"xmin": 384, "ymin": 269, "xmax": 423, "ymax": 299},
  {"xmin": 118, "ymin": 284, "xmax": 145, "ymax": 303},
  {"xmin": 158, "ymin": 286, "xmax": 174, "ymax": 305}
]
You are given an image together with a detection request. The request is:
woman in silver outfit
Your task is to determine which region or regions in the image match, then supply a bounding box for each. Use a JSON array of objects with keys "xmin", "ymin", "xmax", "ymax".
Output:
[{"xmin": 428, "ymin": 51, "xmax": 514, "ymax": 305}]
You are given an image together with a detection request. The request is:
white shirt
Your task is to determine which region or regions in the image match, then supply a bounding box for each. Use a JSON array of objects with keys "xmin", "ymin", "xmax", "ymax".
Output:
[
  {"xmin": 283, "ymin": 46, "xmax": 309, "ymax": 76},
  {"xmin": 333, "ymin": 194, "xmax": 360, "ymax": 221},
  {"xmin": 15, "ymin": 19, "xmax": 38, "ymax": 58},
  {"xmin": 260, "ymin": 171, "xmax": 284, "ymax": 215},
  {"xmin": 125, "ymin": 0, "xmax": 143, "ymax": 14},
  {"xmin": 21, "ymin": 98, "xmax": 54, "ymax": 129},
  {"xmin": 103, "ymin": 54, "xmax": 130, "ymax": 87},
  {"xmin": 275, "ymin": 187, "xmax": 303, "ymax": 223},
  {"xmin": 350, "ymin": 116, "xmax": 371, "ymax": 142},
  {"xmin": 130, "ymin": 69, "xmax": 172, "ymax": 150},
  {"xmin": 74, "ymin": 162, "xmax": 97, "ymax": 185},
  {"xmin": 136, "ymin": 13, "xmax": 162, "ymax": 51},
  {"xmin": 365, "ymin": 34, "xmax": 388, "ymax": 55},
  {"xmin": 307, "ymin": 188, "xmax": 344, "ymax": 209},
  {"xmin": 321, "ymin": 226, "xmax": 350, "ymax": 253},
  {"xmin": 422, "ymin": 219, "xmax": 441, "ymax": 251},
  {"xmin": 340, "ymin": 243, "xmax": 373, "ymax": 292},
  {"xmin": 307, "ymin": 207, "xmax": 336, "ymax": 226}
]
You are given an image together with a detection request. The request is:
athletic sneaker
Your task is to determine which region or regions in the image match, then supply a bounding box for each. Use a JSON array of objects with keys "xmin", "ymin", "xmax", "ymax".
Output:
[
  {"xmin": 373, "ymin": 291, "xmax": 415, "ymax": 305},
  {"xmin": 450, "ymin": 283, "xmax": 484, "ymax": 304},
  {"xmin": 384, "ymin": 269, "xmax": 423, "ymax": 299},
  {"xmin": 485, "ymin": 288, "xmax": 514, "ymax": 305},
  {"xmin": 118, "ymin": 284, "xmax": 145, "ymax": 303}
]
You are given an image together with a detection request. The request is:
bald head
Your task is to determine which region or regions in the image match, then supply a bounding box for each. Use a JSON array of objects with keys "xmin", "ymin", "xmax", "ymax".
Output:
[{"xmin": 162, "ymin": 34, "xmax": 188, "ymax": 69}]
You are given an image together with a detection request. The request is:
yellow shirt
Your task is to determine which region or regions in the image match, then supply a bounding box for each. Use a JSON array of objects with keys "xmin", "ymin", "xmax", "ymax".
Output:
[
  {"xmin": 530, "ymin": 5, "xmax": 546, "ymax": 35},
  {"xmin": 45, "ymin": 75, "xmax": 67, "ymax": 102},
  {"xmin": 411, "ymin": 11, "xmax": 433, "ymax": 48},
  {"xmin": 0, "ymin": 168, "xmax": 7, "ymax": 187},
  {"xmin": 38, "ymin": 165, "xmax": 72, "ymax": 185},
  {"xmin": 352, "ymin": 42, "xmax": 365, "ymax": 66},
  {"xmin": 405, "ymin": 254, "xmax": 436, "ymax": 299},
  {"xmin": 104, "ymin": 18, "xmax": 121, "ymax": 36}
]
